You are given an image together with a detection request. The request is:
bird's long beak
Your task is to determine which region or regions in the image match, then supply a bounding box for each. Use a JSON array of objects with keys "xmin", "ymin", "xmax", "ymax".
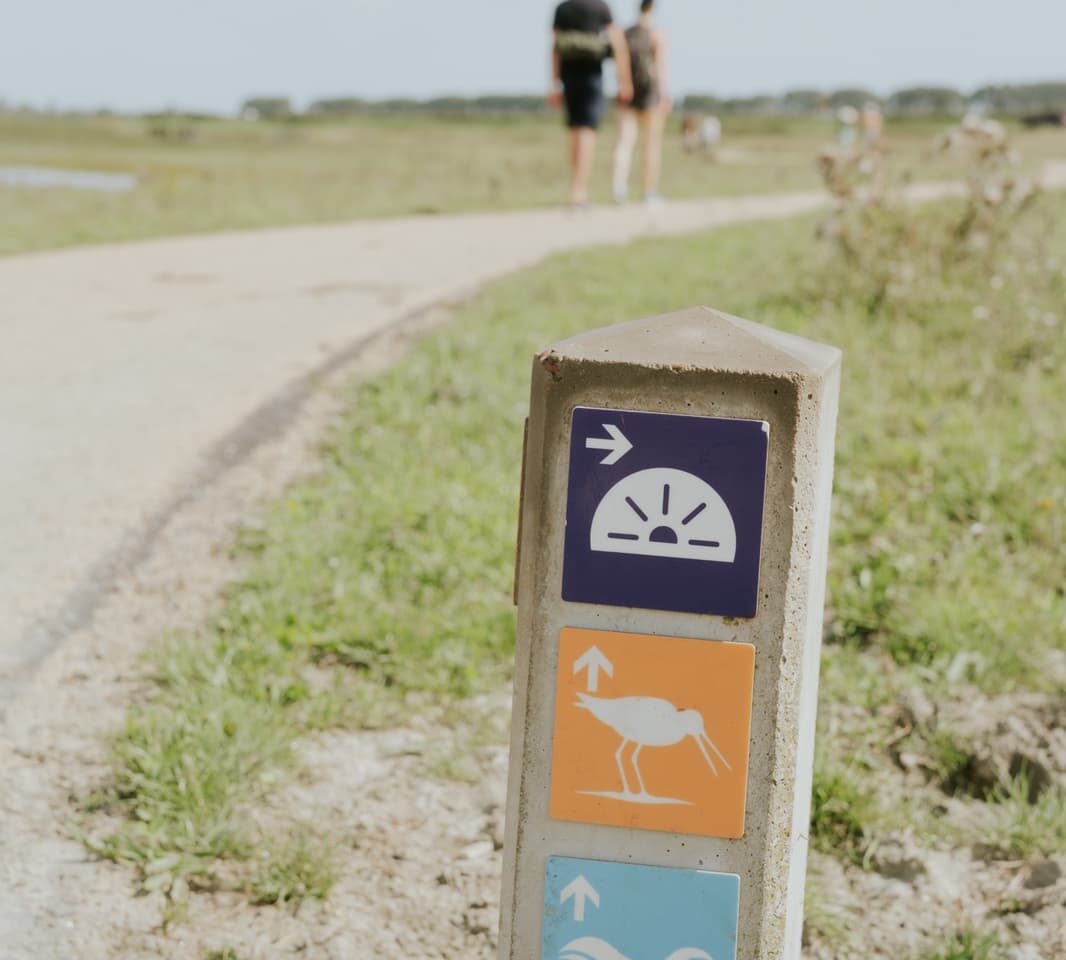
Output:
[
  {"xmin": 694, "ymin": 734, "xmax": 719, "ymax": 777},
  {"xmin": 700, "ymin": 732, "xmax": 732, "ymax": 772}
]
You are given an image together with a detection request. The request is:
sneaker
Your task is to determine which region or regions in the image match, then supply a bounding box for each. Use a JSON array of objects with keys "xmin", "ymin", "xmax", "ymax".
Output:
[
  {"xmin": 643, "ymin": 192, "xmax": 664, "ymax": 207},
  {"xmin": 612, "ymin": 185, "xmax": 629, "ymax": 204}
]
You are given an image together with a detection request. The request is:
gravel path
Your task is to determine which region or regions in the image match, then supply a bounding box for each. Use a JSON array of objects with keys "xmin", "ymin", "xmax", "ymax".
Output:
[{"xmin": 0, "ymin": 310, "xmax": 507, "ymax": 955}]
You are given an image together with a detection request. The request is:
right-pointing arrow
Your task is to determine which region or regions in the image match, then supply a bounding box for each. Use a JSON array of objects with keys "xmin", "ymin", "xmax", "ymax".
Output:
[
  {"xmin": 560, "ymin": 874, "xmax": 600, "ymax": 922},
  {"xmin": 585, "ymin": 423, "xmax": 633, "ymax": 465},
  {"xmin": 573, "ymin": 646, "xmax": 614, "ymax": 693}
]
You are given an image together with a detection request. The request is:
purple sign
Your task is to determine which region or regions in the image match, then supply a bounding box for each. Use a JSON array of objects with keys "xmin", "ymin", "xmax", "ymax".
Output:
[{"xmin": 562, "ymin": 406, "xmax": 769, "ymax": 618}]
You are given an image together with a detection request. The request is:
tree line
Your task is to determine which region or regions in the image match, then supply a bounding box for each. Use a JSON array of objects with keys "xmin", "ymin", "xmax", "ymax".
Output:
[
  {"xmin": 241, "ymin": 82, "xmax": 1066, "ymax": 121},
  {"xmin": 683, "ymin": 83, "xmax": 1066, "ymax": 117}
]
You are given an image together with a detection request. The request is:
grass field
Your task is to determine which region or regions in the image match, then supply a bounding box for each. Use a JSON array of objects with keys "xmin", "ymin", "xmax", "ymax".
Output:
[
  {"xmin": 3, "ymin": 111, "xmax": 1065, "ymax": 256},
  {"xmin": 82, "ymin": 170, "xmax": 1066, "ymax": 954}
]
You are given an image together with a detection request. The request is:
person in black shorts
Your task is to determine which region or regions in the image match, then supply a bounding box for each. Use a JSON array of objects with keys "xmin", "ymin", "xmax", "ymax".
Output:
[
  {"xmin": 550, "ymin": 0, "xmax": 633, "ymax": 207},
  {"xmin": 612, "ymin": 0, "xmax": 671, "ymax": 204}
]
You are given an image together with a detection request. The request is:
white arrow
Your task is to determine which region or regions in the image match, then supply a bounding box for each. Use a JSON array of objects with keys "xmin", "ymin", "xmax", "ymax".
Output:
[
  {"xmin": 585, "ymin": 424, "xmax": 633, "ymax": 465},
  {"xmin": 573, "ymin": 646, "xmax": 614, "ymax": 693},
  {"xmin": 560, "ymin": 875, "xmax": 600, "ymax": 922}
]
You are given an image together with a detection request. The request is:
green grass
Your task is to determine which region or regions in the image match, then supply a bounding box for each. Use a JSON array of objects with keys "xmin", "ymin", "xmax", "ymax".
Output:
[
  {"xmin": 87, "ymin": 187, "xmax": 1066, "ymax": 909},
  {"xmin": 801, "ymin": 870, "xmax": 850, "ymax": 948},
  {"xmin": 249, "ymin": 832, "xmax": 340, "ymax": 907},
  {"xmin": 925, "ymin": 727, "xmax": 986, "ymax": 796},
  {"xmin": 987, "ymin": 773, "xmax": 1066, "ymax": 858},
  {"xmin": 85, "ymin": 635, "xmax": 296, "ymax": 862},
  {"xmin": 919, "ymin": 931, "xmax": 1005, "ymax": 960},
  {"xmin": 3, "ymin": 111, "xmax": 1064, "ymax": 255},
  {"xmin": 809, "ymin": 767, "xmax": 873, "ymax": 865}
]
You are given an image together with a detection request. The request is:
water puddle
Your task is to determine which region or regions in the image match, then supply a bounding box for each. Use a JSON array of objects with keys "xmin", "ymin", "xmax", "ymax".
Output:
[{"xmin": 0, "ymin": 166, "xmax": 137, "ymax": 193}]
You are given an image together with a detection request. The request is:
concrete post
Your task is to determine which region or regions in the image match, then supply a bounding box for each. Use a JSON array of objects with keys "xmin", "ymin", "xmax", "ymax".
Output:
[{"xmin": 499, "ymin": 307, "xmax": 841, "ymax": 960}]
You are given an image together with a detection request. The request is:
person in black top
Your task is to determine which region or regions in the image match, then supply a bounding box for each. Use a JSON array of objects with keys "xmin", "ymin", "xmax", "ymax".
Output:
[{"xmin": 550, "ymin": 0, "xmax": 633, "ymax": 207}]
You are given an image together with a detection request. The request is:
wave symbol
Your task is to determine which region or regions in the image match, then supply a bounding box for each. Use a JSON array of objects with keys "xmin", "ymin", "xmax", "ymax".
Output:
[
  {"xmin": 559, "ymin": 938, "xmax": 713, "ymax": 960},
  {"xmin": 560, "ymin": 938, "xmax": 631, "ymax": 960}
]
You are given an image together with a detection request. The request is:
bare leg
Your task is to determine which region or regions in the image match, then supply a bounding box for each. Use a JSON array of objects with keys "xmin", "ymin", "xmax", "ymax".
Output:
[
  {"xmin": 640, "ymin": 106, "xmax": 666, "ymax": 199},
  {"xmin": 612, "ymin": 109, "xmax": 638, "ymax": 200},
  {"xmin": 569, "ymin": 127, "xmax": 597, "ymax": 206},
  {"xmin": 614, "ymin": 739, "xmax": 632, "ymax": 794},
  {"xmin": 631, "ymin": 744, "xmax": 648, "ymax": 796}
]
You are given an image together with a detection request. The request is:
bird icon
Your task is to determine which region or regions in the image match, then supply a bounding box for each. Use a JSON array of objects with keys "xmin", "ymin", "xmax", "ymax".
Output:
[{"xmin": 575, "ymin": 693, "xmax": 731, "ymax": 805}]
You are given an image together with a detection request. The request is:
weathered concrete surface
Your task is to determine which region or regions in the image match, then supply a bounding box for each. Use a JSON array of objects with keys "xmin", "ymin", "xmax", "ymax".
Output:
[
  {"xmin": 500, "ymin": 308, "xmax": 841, "ymax": 960},
  {"xmin": 0, "ymin": 192, "xmax": 832, "ymax": 703}
]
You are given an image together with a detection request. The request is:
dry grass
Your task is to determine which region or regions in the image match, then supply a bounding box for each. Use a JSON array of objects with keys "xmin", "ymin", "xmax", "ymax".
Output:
[{"xmin": 2, "ymin": 111, "xmax": 1063, "ymax": 255}]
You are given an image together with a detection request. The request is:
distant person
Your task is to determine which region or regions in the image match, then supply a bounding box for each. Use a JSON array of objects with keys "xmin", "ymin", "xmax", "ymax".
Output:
[
  {"xmin": 550, "ymin": 0, "xmax": 634, "ymax": 207},
  {"xmin": 862, "ymin": 101, "xmax": 883, "ymax": 148},
  {"xmin": 681, "ymin": 113, "xmax": 720, "ymax": 157},
  {"xmin": 836, "ymin": 105, "xmax": 859, "ymax": 149},
  {"xmin": 698, "ymin": 115, "xmax": 722, "ymax": 157},
  {"xmin": 681, "ymin": 112, "xmax": 698, "ymax": 151},
  {"xmin": 612, "ymin": 0, "xmax": 671, "ymax": 203}
]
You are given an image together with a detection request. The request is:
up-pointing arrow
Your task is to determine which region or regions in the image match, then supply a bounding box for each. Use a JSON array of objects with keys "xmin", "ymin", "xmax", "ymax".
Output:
[
  {"xmin": 585, "ymin": 423, "xmax": 633, "ymax": 465},
  {"xmin": 560, "ymin": 875, "xmax": 600, "ymax": 922},
  {"xmin": 573, "ymin": 646, "xmax": 614, "ymax": 693}
]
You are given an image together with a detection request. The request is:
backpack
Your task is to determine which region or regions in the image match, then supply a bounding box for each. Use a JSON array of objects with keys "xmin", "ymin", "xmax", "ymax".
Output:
[{"xmin": 626, "ymin": 26, "xmax": 655, "ymax": 96}]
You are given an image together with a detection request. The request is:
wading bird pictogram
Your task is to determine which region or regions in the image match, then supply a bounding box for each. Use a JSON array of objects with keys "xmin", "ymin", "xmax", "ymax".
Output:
[{"xmin": 575, "ymin": 692, "xmax": 731, "ymax": 805}]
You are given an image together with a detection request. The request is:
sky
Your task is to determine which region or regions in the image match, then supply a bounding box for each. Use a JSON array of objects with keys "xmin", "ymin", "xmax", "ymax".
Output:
[{"xmin": 2, "ymin": 0, "xmax": 1063, "ymax": 114}]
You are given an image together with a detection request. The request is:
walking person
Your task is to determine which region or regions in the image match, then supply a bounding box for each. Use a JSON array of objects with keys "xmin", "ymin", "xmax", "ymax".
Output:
[
  {"xmin": 612, "ymin": 0, "xmax": 671, "ymax": 204},
  {"xmin": 550, "ymin": 0, "xmax": 633, "ymax": 207},
  {"xmin": 862, "ymin": 100, "xmax": 884, "ymax": 149},
  {"xmin": 835, "ymin": 105, "xmax": 859, "ymax": 150}
]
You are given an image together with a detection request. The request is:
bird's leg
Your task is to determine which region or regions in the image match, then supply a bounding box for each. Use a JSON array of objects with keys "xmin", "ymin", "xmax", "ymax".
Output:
[
  {"xmin": 631, "ymin": 744, "xmax": 648, "ymax": 797},
  {"xmin": 615, "ymin": 739, "xmax": 632, "ymax": 795}
]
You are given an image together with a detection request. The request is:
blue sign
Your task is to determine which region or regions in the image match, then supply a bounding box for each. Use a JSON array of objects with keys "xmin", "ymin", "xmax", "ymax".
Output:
[
  {"xmin": 542, "ymin": 856, "xmax": 740, "ymax": 960},
  {"xmin": 562, "ymin": 407, "xmax": 769, "ymax": 618}
]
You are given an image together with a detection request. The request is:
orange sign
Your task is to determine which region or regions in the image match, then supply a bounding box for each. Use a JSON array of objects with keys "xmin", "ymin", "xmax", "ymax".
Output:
[{"xmin": 550, "ymin": 627, "xmax": 755, "ymax": 839}]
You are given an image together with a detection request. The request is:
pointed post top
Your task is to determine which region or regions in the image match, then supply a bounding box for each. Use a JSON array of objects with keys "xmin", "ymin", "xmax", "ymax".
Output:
[{"xmin": 540, "ymin": 306, "xmax": 840, "ymax": 381}]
